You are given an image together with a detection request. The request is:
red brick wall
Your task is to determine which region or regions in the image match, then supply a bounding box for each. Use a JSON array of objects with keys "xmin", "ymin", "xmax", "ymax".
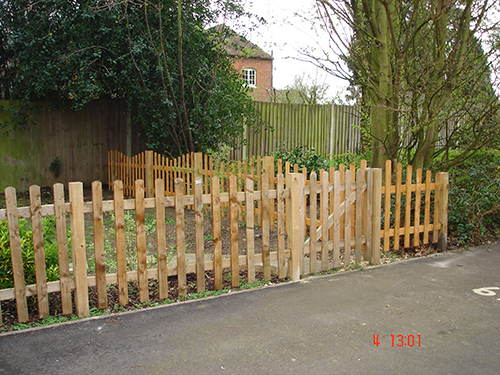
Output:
[{"xmin": 232, "ymin": 57, "xmax": 273, "ymax": 102}]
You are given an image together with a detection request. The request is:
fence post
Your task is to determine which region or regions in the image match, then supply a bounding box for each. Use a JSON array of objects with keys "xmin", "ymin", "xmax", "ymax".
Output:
[
  {"xmin": 436, "ymin": 172, "xmax": 449, "ymax": 251},
  {"xmin": 69, "ymin": 182, "xmax": 90, "ymax": 318},
  {"xmin": 264, "ymin": 156, "xmax": 275, "ymax": 230},
  {"xmin": 145, "ymin": 150, "xmax": 154, "ymax": 198},
  {"xmin": 29, "ymin": 185, "xmax": 49, "ymax": 318},
  {"xmin": 371, "ymin": 168, "xmax": 382, "ymax": 265},
  {"xmin": 5, "ymin": 187, "xmax": 29, "ymax": 322},
  {"xmin": 194, "ymin": 152, "xmax": 203, "ymax": 177},
  {"xmin": 287, "ymin": 173, "xmax": 305, "ymax": 281}
]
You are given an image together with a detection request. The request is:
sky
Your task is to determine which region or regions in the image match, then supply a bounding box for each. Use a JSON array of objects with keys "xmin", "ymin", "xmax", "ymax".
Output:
[
  {"xmin": 225, "ymin": 0, "xmax": 349, "ymax": 99},
  {"xmin": 227, "ymin": 1, "xmax": 500, "ymax": 99}
]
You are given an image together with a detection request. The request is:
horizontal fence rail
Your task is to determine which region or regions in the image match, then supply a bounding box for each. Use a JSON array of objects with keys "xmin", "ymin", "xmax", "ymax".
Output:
[{"xmin": 1, "ymin": 166, "xmax": 448, "ymax": 324}]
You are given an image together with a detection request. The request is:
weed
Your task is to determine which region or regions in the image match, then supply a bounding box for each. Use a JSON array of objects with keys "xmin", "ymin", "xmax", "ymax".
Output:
[
  {"xmin": 239, "ymin": 279, "xmax": 270, "ymax": 289},
  {"xmin": 89, "ymin": 306, "xmax": 109, "ymax": 317},
  {"xmin": 348, "ymin": 263, "xmax": 364, "ymax": 271},
  {"xmin": 113, "ymin": 304, "xmax": 127, "ymax": 312},
  {"xmin": 40, "ymin": 315, "xmax": 70, "ymax": 325},
  {"xmin": 10, "ymin": 323, "xmax": 32, "ymax": 331},
  {"xmin": 187, "ymin": 289, "xmax": 227, "ymax": 299}
]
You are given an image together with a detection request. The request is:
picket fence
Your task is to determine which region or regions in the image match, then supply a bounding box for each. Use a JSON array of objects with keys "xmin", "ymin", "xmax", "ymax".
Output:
[{"xmin": 0, "ymin": 165, "xmax": 448, "ymax": 324}]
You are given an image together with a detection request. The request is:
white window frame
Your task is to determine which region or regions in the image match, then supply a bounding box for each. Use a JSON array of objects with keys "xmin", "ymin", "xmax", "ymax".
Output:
[{"xmin": 242, "ymin": 68, "xmax": 256, "ymax": 88}]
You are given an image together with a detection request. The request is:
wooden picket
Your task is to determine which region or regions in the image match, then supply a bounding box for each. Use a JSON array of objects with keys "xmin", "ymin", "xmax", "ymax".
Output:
[{"xmin": 0, "ymin": 163, "xmax": 449, "ymax": 324}]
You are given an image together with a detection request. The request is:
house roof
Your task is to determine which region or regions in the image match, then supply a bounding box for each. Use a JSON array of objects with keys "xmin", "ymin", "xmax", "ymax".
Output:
[{"xmin": 211, "ymin": 25, "xmax": 273, "ymax": 60}]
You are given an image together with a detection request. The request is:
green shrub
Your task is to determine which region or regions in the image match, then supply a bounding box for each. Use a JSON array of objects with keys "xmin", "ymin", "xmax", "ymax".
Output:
[
  {"xmin": 329, "ymin": 151, "xmax": 371, "ymax": 170},
  {"xmin": 448, "ymin": 151, "xmax": 500, "ymax": 246},
  {"xmin": 0, "ymin": 216, "xmax": 62, "ymax": 289},
  {"xmin": 272, "ymin": 144, "xmax": 329, "ymax": 176}
]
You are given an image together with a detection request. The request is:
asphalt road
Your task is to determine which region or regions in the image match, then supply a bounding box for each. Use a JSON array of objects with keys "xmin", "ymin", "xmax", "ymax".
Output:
[{"xmin": 1, "ymin": 244, "xmax": 499, "ymax": 375}]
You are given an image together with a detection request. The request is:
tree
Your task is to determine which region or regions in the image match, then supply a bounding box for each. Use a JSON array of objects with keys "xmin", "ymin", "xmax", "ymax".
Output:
[
  {"xmin": 274, "ymin": 72, "xmax": 331, "ymax": 104},
  {"xmin": 309, "ymin": 0, "xmax": 500, "ymax": 169},
  {"xmin": 0, "ymin": 0, "xmax": 262, "ymax": 157}
]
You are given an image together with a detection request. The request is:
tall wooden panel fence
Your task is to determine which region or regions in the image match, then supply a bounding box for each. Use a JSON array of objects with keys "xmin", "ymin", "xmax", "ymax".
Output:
[
  {"xmin": 234, "ymin": 102, "xmax": 363, "ymax": 159},
  {"xmin": 1, "ymin": 166, "xmax": 448, "ymax": 324}
]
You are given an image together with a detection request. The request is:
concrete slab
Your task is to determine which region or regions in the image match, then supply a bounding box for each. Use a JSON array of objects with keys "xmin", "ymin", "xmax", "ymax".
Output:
[{"xmin": 1, "ymin": 244, "xmax": 499, "ymax": 374}]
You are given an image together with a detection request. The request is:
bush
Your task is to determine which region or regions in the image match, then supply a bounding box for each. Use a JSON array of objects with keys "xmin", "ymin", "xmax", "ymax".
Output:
[
  {"xmin": 448, "ymin": 151, "xmax": 500, "ymax": 246},
  {"xmin": 0, "ymin": 216, "xmax": 62, "ymax": 289},
  {"xmin": 329, "ymin": 151, "xmax": 371, "ymax": 170},
  {"xmin": 272, "ymin": 144, "xmax": 329, "ymax": 176}
]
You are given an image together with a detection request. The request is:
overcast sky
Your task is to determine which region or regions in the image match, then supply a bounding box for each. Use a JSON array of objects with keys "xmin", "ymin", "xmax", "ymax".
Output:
[
  {"xmin": 227, "ymin": 1, "xmax": 500, "ymax": 98},
  {"xmin": 225, "ymin": 0, "xmax": 349, "ymax": 99}
]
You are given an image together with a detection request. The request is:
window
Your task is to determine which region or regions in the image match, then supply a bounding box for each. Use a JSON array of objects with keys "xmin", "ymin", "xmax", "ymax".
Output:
[{"xmin": 242, "ymin": 68, "xmax": 256, "ymax": 87}]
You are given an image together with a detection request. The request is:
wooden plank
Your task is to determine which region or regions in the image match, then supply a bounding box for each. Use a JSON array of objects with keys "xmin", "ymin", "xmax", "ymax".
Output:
[
  {"xmin": 302, "ymin": 167, "xmax": 308, "ymax": 240},
  {"xmin": 423, "ymin": 170, "xmax": 432, "ymax": 244},
  {"xmin": 29, "ymin": 185, "xmax": 49, "ymax": 318},
  {"xmin": 309, "ymin": 172, "xmax": 317, "ymax": 274},
  {"xmin": 404, "ymin": 165, "xmax": 413, "ymax": 248},
  {"xmin": 339, "ymin": 164, "xmax": 345, "ymax": 245},
  {"xmin": 155, "ymin": 179, "xmax": 168, "ymax": 299},
  {"xmin": 212, "ymin": 177, "xmax": 223, "ymax": 290},
  {"xmin": 288, "ymin": 173, "xmax": 305, "ymax": 281},
  {"xmin": 229, "ymin": 175, "xmax": 240, "ymax": 287},
  {"xmin": 361, "ymin": 161, "xmax": 368, "ymax": 261},
  {"xmin": 92, "ymin": 181, "xmax": 108, "ymax": 309},
  {"xmin": 4, "ymin": 187, "xmax": 29, "ymax": 322},
  {"xmin": 245, "ymin": 177, "xmax": 255, "ymax": 284},
  {"xmin": 69, "ymin": 182, "xmax": 90, "ymax": 317},
  {"xmin": 146, "ymin": 151, "xmax": 154, "ymax": 198},
  {"xmin": 437, "ymin": 173, "xmax": 449, "ymax": 251},
  {"xmin": 262, "ymin": 174, "xmax": 271, "ymax": 281},
  {"xmin": 371, "ymin": 169, "xmax": 382, "ymax": 265},
  {"xmin": 384, "ymin": 160, "xmax": 392, "ymax": 252},
  {"xmin": 175, "ymin": 178, "xmax": 187, "ymax": 296},
  {"xmin": 264, "ymin": 156, "xmax": 275, "ymax": 230},
  {"xmin": 321, "ymin": 171, "xmax": 330, "ymax": 270},
  {"xmin": 350, "ymin": 162, "xmax": 356, "ymax": 247},
  {"xmin": 277, "ymin": 174, "xmax": 286, "ymax": 279},
  {"xmin": 194, "ymin": 176, "xmax": 205, "ymax": 293},
  {"xmin": 394, "ymin": 163, "xmax": 402, "ymax": 250},
  {"xmin": 256, "ymin": 158, "xmax": 262, "ymax": 226},
  {"xmin": 135, "ymin": 180, "xmax": 149, "ymax": 302},
  {"xmin": 237, "ymin": 161, "xmax": 244, "ymax": 222},
  {"xmin": 355, "ymin": 169, "xmax": 363, "ymax": 263},
  {"xmin": 364, "ymin": 169, "xmax": 373, "ymax": 263},
  {"xmin": 332, "ymin": 171, "xmax": 341, "ymax": 268},
  {"xmin": 329, "ymin": 166, "xmax": 334, "ymax": 241},
  {"xmin": 113, "ymin": 180, "xmax": 128, "ymax": 306},
  {"xmin": 433, "ymin": 173, "xmax": 441, "ymax": 243},
  {"xmin": 344, "ymin": 170, "xmax": 352, "ymax": 267},
  {"xmin": 414, "ymin": 168, "xmax": 422, "ymax": 247},
  {"xmin": 53, "ymin": 183, "xmax": 72, "ymax": 315}
]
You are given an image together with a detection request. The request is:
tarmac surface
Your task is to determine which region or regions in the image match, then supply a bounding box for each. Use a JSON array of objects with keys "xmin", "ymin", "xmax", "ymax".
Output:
[{"xmin": 1, "ymin": 243, "xmax": 499, "ymax": 375}]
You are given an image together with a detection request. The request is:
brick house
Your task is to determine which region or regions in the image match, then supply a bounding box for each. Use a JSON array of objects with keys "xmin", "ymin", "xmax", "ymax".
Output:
[{"xmin": 214, "ymin": 26, "xmax": 274, "ymax": 102}]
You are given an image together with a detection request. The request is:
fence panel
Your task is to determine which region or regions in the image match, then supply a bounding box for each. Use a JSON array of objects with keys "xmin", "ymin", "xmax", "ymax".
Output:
[{"xmin": 1, "ymin": 165, "xmax": 448, "ymax": 323}]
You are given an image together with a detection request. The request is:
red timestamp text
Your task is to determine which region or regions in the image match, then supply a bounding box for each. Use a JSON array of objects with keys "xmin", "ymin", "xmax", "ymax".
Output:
[{"xmin": 373, "ymin": 334, "xmax": 421, "ymax": 347}]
